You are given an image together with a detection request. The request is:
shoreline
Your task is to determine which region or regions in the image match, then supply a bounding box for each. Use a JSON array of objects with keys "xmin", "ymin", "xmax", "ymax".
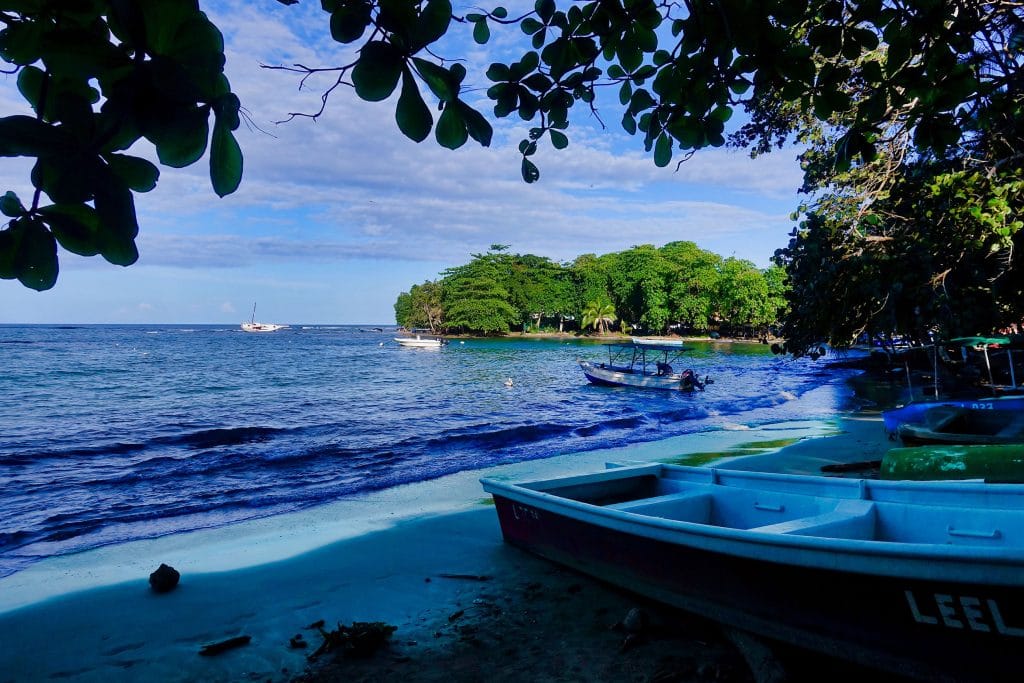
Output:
[{"xmin": 0, "ymin": 407, "xmax": 894, "ymax": 682}]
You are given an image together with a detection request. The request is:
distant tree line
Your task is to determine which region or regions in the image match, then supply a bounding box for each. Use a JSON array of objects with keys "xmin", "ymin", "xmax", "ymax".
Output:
[{"xmin": 394, "ymin": 243, "xmax": 787, "ymax": 336}]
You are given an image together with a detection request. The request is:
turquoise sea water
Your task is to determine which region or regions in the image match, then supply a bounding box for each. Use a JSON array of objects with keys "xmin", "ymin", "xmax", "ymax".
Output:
[{"xmin": 0, "ymin": 325, "xmax": 861, "ymax": 578}]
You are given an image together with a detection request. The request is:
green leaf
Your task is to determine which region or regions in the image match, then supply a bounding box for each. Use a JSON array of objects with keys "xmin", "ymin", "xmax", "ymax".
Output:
[
  {"xmin": 0, "ymin": 115, "xmax": 69, "ymax": 157},
  {"xmin": 458, "ymin": 101, "xmax": 493, "ymax": 147},
  {"xmin": 210, "ymin": 120, "xmax": 242, "ymax": 197},
  {"xmin": 486, "ymin": 62, "xmax": 510, "ymax": 81},
  {"xmin": 654, "ymin": 133, "xmax": 671, "ymax": 167},
  {"xmin": 521, "ymin": 17, "xmax": 543, "ymax": 35},
  {"xmin": 435, "ymin": 104, "xmax": 468, "ymax": 149},
  {"xmin": 377, "ymin": 0, "xmax": 418, "ymax": 41},
  {"xmin": 415, "ymin": 0, "xmax": 452, "ymax": 48},
  {"xmin": 549, "ymin": 129, "xmax": 568, "ymax": 149},
  {"xmin": 413, "ymin": 57, "xmax": 459, "ymax": 102},
  {"xmin": 38, "ymin": 203, "xmax": 102, "ymax": 257},
  {"xmin": 396, "ymin": 67, "xmax": 432, "ymax": 142},
  {"xmin": 509, "ymin": 52, "xmax": 539, "ymax": 80},
  {"xmin": 709, "ymin": 106, "xmax": 732, "ymax": 123},
  {"xmin": 0, "ymin": 21, "xmax": 44, "ymax": 66},
  {"xmin": 106, "ymin": 154, "xmax": 159, "ymax": 193},
  {"xmin": 352, "ymin": 41, "xmax": 404, "ymax": 102},
  {"xmin": 330, "ymin": 1, "xmax": 373, "ymax": 43},
  {"xmin": 621, "ymin": 111, "xmax": 637, "ymax": 135},
  {"xmin": 473, "ymin": 19, "xmax": 490, "ymax": 44},
  {"xmin": 92, "ymin": 172, "xmax": 139, "ymax": 266},
  {"xmin": 0, "ymin": 191, "xmax": 24, "ymax": 218},
  {"xmin": 146, "ymin": 105, "xmax": 210, "ymax": 168},
  {"xmin": 535, "ymin": 0, "xmax": 555, "ymax": 22},
  {"xmin": 2, "ymin": 217, "xmax": 58, "ymax": 291},
  {"xmin": 492, "ymin": 7, "xmax": 508, "ymax": 19},
  {"xmin": 0, "ymin": 224, "xmax": 17, "ymax": 279},
  {"xmin": 521, "ymin": 157, "xmax": 540, "ymax": 183},
  {"xmin": 31, "ymin": 155, "xmax": 95, "ymax": 204}
]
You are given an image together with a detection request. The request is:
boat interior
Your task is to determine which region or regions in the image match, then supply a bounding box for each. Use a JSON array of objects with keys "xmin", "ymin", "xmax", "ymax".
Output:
[{"xmin": 517, "ymin": 465, "xmax": 1024, "ymax": 546}]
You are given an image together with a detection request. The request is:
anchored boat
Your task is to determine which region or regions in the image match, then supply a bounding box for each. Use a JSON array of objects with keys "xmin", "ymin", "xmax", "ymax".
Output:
[
  {"xmin": 394, "ymin": 334, "xmax": 447, "ymax": 348},
  {"xmin": 481, "ymin": 463, "xmax": 1024, "ymax": 681},
  {"xmin": 240, "ymin": 304, "xmax": 288, "ymax": 333},
  {"xmin": 579, "ymin": 341, "xmax": 710, "ymax": 391}
]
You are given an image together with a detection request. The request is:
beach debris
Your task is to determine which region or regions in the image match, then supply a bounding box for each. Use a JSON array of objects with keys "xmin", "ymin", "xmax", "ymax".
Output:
[
  {"xmin": 437, "ymin": 573, "xmax": 492, "ymax": 581},
  {"xmin": 722, "ymin": 627, "xmax": 787, "ymax": 683},
  {"xmin": 821, "ymin": 459, "xmax": 882, "ymax": 474},
  {"xmin": 148, "ymin": 563, "xmax": 180, "ymax": 593},
  {"xmin": 612, "ymin": 607, "xmax": 651, "ymax": 634},
  {"xmin": 289, "ymin": 634, "xmax": 308, "ymax": 649},
  {"xmin": 310, "ymin": 621, "xmax": 397, "ymax": 660},
  {"xmin": 198, "ymin": 635, "xmax": 251, "ymax": 656}
]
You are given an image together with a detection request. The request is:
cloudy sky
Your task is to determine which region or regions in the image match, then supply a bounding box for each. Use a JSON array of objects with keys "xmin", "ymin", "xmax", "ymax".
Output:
[{"xmin": 0, "ymin": 0, "xmax": 805, "ymax": 324}]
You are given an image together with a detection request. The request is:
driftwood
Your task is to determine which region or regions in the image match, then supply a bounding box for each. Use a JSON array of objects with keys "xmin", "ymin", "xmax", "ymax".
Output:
[
  {"xmin": 437, "ymin": 573, "xmax": 492, "ymax": 581},
  {"xmin": 821, "ymin": 460, "xmax": 881, "ymax": 473},
  {"xmin": 310, "ymin": 621, "xmax": 397, "ymax": 660},
  {"xmin": 198, "ymin": 635, "xmax": 251, "ymax": 656},
  {"xmin": 722, "ymin": 627, "xmax": 787, "ymax": 683}
]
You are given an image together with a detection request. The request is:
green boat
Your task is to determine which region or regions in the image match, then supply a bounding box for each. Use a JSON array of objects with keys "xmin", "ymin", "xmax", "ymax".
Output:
[{"xmin": 881, "ymin": 444, "xmax": 1024, "ymax": 482}]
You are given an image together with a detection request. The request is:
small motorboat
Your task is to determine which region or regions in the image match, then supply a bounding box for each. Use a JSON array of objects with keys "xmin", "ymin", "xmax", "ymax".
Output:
[
  {"xmin": 481, "ymin": 462, "xmax": 1024, "ymax": 681},
  {"xmin": 394, "ymin": 334, "xmax": 447, "ymax": 348},
  {"xmin": 579, "ymin": 341, "xmax": 709, "ymax": 391}
]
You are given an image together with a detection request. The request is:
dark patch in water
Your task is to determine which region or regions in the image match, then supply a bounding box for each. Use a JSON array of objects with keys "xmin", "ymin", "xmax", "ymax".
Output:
[{"xmin": 156, "ymin": 426, "xmax": 286, "ymax": 449}]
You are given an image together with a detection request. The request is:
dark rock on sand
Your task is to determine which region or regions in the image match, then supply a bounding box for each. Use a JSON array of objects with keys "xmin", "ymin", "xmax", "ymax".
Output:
[{"xmin": 148, "ymin": 563, "xmax": 180, "ymax": 593}]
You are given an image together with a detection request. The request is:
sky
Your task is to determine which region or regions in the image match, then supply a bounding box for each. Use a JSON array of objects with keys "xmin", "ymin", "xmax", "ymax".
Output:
[{"xmin": 0, "ymin": 0, "xmax": 806, "ymax": 325}]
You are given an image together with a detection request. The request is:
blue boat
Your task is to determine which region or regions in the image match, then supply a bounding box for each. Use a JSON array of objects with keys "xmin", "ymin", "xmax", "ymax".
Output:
[
  {"xmin": 882, "ymin": 395, "xmax": 1024, "ymax": 434},
  {"xmin": 482, "ymin": 463, "xmax": 1024, "ymax": 681}
]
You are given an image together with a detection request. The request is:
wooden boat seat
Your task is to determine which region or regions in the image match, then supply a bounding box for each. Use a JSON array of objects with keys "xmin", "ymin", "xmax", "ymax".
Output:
[{"xmin": 749, "ymin": 499, "xmax": 877, "ymax": 539}]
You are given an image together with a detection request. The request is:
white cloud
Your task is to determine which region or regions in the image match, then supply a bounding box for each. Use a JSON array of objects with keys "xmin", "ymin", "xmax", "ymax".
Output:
[{"xmin": 0, "ymin": 1, "xmax": 804, "ymax": 322}]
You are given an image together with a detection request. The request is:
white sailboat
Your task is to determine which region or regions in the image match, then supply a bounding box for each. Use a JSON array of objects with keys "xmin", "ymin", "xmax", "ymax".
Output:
[{"xmin": 241, "ymin": 303, "xmax": 288, "ymax": 333}]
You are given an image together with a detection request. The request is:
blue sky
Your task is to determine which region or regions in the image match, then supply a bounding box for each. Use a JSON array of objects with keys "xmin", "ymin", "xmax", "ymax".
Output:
[{"xmin": 0, "ymin": 0, "xmax": 805, "ymax": 325}]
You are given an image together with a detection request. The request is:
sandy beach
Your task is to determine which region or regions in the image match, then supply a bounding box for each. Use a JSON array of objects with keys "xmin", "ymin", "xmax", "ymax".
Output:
[{"xmin": 0, "ymin": 408, "xmax": 897, "ymax": 682}]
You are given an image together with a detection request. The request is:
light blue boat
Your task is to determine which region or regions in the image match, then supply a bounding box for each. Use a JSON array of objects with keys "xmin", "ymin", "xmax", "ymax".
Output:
[{"xmin": 482, "ymin": 462, "xmax": 1024, "ymax": 681}]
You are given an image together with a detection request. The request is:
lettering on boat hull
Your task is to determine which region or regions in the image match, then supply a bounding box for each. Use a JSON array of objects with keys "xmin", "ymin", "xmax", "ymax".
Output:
[{"xmin": 905, "ymin": 590, "xmax": 1024, "ymax": 636}]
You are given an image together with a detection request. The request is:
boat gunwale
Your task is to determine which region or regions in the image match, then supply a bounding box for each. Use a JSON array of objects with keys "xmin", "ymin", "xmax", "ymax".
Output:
[{"xmin": 480, "ymin": 463, "xmax": 1024, "ymax": 582}]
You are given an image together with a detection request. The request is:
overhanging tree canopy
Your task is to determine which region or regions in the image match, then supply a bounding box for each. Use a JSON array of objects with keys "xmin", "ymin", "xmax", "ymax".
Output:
[{"xmin": 2, "ymin": 1, "xmax": 1021, "ymax": 357}]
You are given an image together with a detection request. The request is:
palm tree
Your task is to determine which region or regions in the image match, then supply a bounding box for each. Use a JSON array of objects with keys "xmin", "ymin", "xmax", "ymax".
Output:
[{"xmin": 582, "ymin": 300, "xmax": 617, "ymax": 335}]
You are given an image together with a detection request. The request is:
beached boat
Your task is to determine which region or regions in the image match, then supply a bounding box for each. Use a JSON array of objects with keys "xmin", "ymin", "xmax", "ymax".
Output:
[
  {"xmin": 882, "ymin": 444, "xmax": 1024, "ymax": 482},
  {"xmin": 579, "ymin": 341, "xmax": 709, "ymax": 391},
  {"xmin": 394, "ymin": 334, "xmax": 447, "ymax": 348},
  {"xmin": 898, "ymin": 404, "xmax": 1024, "ymax": 446},
  {"xmin": 882, "ymin": 394, "xmax": 1024, "ymax": 434},
  {"xmin": 481, "ymin": 462, "xmax": 1024, "ymax": 681}
]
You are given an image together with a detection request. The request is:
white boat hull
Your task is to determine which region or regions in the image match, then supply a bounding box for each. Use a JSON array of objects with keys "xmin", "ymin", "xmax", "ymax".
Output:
[
  {"xmin": 241, "ymin": 322, "xmax": 288, "ymax": 332},
  {"xmin": 579, "ymin": 360, "xmax": 696, "ymax": 390},
  {"xmin": 394, "ymin": 336, "xmax": 445, "ymax": 348}
]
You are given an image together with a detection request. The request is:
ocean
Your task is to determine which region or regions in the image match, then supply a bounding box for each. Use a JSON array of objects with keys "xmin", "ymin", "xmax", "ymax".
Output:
[{"xmin": 0, "ymin": 325, "xmax": 861, "ymax": 578}]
